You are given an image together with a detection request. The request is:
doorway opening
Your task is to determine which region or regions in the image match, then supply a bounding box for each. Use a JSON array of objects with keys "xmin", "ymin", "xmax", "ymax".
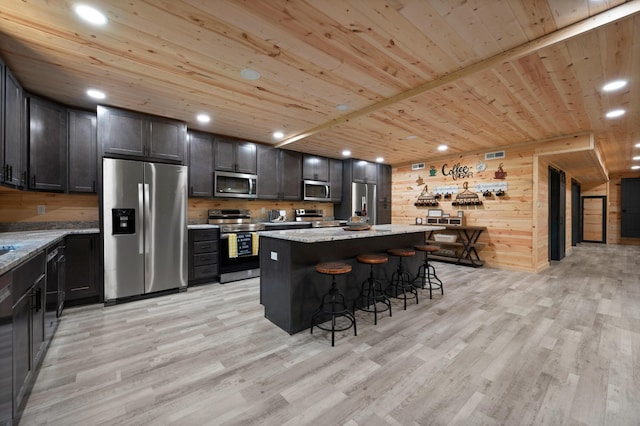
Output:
[{"xmin": 581, "ymin": 196, "xmax": 606, "ymax": 243}]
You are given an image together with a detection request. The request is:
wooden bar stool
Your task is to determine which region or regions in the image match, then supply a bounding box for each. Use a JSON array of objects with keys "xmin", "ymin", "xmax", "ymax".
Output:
[
  {"xmin": 353, "ymin": 254, "xmax": 392, "ymax": 325},
  {"xmin": 386, "ymin": 248, "xmax": 418, "ymax": 310},
  {"xmin": 310, "ymin": 262, "xmax": 357, "ymax": 346},
  {"xmin": 414, "ymin": 245, "xmax": 444, "ymax": 299}
]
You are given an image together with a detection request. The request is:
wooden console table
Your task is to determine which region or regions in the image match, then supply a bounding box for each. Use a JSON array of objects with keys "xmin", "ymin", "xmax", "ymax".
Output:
[{"xmin": 426, "ymin": 225, "xmax": 487, "ymax": 267}]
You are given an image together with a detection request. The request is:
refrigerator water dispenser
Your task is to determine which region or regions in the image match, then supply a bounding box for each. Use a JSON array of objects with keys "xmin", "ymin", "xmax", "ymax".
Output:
[{"xmin": 112, "ymin": 208, "xmax": 136, "ymax": 234}]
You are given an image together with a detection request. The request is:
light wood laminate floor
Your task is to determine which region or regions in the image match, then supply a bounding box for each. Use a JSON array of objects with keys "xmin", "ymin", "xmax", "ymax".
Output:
[{"xmin": 20, "ymin": 243, "xmax": 640, "ymax": 425}]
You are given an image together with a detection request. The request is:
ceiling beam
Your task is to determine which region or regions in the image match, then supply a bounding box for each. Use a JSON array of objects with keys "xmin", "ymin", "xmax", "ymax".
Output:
[{"xmin": 277, "ymin": 0, "xmax": 640, "ymax": 148}]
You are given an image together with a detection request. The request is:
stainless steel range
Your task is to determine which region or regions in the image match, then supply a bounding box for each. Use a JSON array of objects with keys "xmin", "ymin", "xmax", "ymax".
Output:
[
  {"xmin": 294, "ymin": 209, "xmax": 342, "ymax": 228},
  {"xmin": 208, "ymin": 209, "xmax": 265, "ymax": 283}
]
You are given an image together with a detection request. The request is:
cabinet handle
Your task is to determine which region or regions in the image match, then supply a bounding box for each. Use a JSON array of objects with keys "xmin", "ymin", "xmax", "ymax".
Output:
[
  {"xmin": 3, "ymin": 164, "xmax": 7, "ymax": 181},
  {"xmin": 32, "ymin": 175, "xmax": 36, "ymax": 187},
  {"xmin": 8, "ymin": 165, "xmax": 12, "ymax": 181},
  {"xmin": 22, "ymin": 171, "xmax": 27, "ymax": 185},
  {"xmin": 32, "ymin": 287, "xmax": 42, "ymax": 312},
  {"xmin": 92, "ymin": 180, "xmax": 96, "ymax": 192}
]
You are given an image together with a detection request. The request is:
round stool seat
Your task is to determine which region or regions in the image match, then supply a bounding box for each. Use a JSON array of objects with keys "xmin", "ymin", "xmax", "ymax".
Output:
[
  {"xmin": 357, "ymin": 254, "xmax": 388, "ymax": 265},
  {"xmin": 315, "ymin": 262, "xmax": 352, "ymax": 275},
  {"xmin": 387, "ymin": 248, "xmax": 415, "ymax": 257},
  {"xmin": 415, "ymin": 245, "xmax": 440, "ymax": 253}
]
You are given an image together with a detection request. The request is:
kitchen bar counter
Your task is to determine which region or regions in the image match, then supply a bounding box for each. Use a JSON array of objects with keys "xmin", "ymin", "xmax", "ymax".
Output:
[
  {"xmin": 259, "ymin": 224, "xmax": 443, "ymax": 334},
  {"xmin": 0, "ymin": 229, "xmax": 99, "ymax": 276},
  {"xmin": 259, "ymin": 224, "xmax": 441, "ymax": 243}
]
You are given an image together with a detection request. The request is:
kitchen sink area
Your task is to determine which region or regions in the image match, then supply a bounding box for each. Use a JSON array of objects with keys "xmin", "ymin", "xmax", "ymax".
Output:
[{"xmin": 0, "ymin": 245, "xmax": 19, "ymax": 255}]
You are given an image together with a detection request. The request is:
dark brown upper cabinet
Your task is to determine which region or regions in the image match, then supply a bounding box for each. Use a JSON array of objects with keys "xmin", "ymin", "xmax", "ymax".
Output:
[
  {"xmin": 302, "ymin": 154, "xmax": 329, "ymax": 182},
  {"xmin": 214, "ymin": 136, "xmax": 257, "ymax": 174},
  {"xmin": 28, "ymin": 95, "xmax": 67, "ymax": 192},
  {"xmin": 187, "ymin": 130, "xmax": 214, "ymax": 197},
  {"xmin": 97, "ymin": 105, "xmax": 186, "ymax": 164},
  {"xmin": 68, "ymin": 109, "xmax": 97, "ymax": 193}
]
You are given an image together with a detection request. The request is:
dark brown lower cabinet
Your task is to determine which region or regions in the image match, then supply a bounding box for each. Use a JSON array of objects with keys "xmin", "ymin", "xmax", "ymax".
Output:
[
  {"xmin": 12, "ymin": 252, "xmax": 45, "ymax": 422},
  {"xmin": 65, "ymin": 234, "xmax": 101, "ymax": 305},
  {"xmin": 188, "ymin": 228, "xmax": 219, "ymax": 285}
]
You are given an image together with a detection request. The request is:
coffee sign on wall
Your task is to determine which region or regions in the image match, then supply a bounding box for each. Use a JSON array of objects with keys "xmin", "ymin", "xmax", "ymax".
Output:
[{"xmin": 442, "ymin": 162, "xmax": 473, "ymax": 180}]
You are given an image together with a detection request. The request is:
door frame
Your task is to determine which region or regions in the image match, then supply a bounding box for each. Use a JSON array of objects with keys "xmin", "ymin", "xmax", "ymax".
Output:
[
  {"xmin": 571, "ymin": 179, "xmax": 581, "ymax": 246},
  {"xmin": 548, "ymin": 166, "xmax": 566, "ymax": 261},
  {"xmin": 581, "ymin": 195, "xmax": 607, "ymax": 243}
]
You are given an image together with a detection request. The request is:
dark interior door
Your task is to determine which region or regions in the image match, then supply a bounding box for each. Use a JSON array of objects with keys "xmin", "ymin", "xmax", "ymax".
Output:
[
  {"xmin": 571, "ymin": 179, "xmax": 581, "ymax": 246},
  {"xmin": 621, "ymin": 178, "xmax": 640, "ymax": 238},
  {"xmin": 549, "ymin": 166, "xmax": 566, "ymax": 261}
]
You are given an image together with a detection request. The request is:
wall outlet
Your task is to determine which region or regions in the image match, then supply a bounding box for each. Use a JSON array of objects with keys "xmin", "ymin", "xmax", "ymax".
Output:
[
  {"xmin": 37, "ymin": 205, "xmax": 46, "ymax": 215},
  {"xmin": 270, "ymin": 251, "xmax": 278, "ymax": 261}
]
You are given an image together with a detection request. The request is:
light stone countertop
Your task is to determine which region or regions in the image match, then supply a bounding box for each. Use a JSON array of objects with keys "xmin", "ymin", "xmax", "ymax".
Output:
[
  {"xmin": 187, "ymin": 224, "xmax": 220, "ymax": 230},
  {"xmin": 0, "ymin": 228, "xmax": 99, "ymax": 276},
  {"xmin": 258, "ymin": 224, "xmax": 444, "ymax": 243}
]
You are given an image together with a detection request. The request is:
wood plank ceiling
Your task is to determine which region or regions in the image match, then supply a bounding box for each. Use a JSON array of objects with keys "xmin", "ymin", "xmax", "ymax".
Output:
[{"xmin": 0, "ymin": 0, "xmax": 638, "ymax": 185}]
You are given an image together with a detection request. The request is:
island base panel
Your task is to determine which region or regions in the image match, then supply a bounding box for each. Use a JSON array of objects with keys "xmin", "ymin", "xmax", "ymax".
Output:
[{"xmin": 260, "ymin": 233, "xmax": 424, "ymax": 334}]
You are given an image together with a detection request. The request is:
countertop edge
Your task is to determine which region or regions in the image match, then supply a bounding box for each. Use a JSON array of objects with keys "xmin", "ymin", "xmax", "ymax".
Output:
[
  {"xmin": 258, "ymin": 224, "xmax": 445, "ymax": 243},
  {"xmin": 0, "ymin": 228, "xmax": 100, "ymax": 276}
]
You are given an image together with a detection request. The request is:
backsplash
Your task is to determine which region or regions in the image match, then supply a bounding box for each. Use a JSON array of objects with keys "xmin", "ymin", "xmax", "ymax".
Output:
[{"xmin": 0, "ymin": 186, "xmax": 336, "ymax": 230}]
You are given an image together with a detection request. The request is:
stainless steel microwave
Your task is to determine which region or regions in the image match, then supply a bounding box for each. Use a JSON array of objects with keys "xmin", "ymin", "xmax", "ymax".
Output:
[
  {"xmin": 214, "ymin": 171, "xmax": 257, "ymax": 198},
  {"xmin": 303, "ymin": 180, "xmax": 331, "ymax": 201}
]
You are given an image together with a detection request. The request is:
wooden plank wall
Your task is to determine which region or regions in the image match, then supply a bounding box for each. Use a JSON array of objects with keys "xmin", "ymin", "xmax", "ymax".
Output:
[
  {"xmin": 393, "ymin": 145, "xmax": 536, "ymax": 272},
  {"xmin": 0, "ymin": 186, "xmax": 99, "ymax": 224},
  {"xmin": 0, "ymin": 185, "xmax": 333, "ymax": 225}
]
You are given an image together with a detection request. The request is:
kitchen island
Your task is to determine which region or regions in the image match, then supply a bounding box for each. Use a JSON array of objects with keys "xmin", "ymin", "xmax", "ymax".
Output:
[{"xmin": 259, "ymin": 224, "xmax": 443, "ymax": 334}]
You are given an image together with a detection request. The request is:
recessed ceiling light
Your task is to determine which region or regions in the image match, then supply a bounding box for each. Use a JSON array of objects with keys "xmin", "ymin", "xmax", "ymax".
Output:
[
  {"xmin": 196, "ymin": 114, "xmax": 210, "ymax": 123},
  {"xmin": 336, "ymin": 104, "xmax": 350, "ymax": 111},
  {"xmin": 375, "ymin": 157, "xmax": 384, "ymax": 163},
  {"xmin": 633, "ymin": 156, "xmax": 640, "ymax": 161},
  {"xmin": 602, "ymin": 80, "xmax": 628, "ymax": 92},
  {"xmin": 632, "ymin": 165, "xmax": 640, "ymax": 170},
  {"xmin": 406, "ymin": 135, "xmax": 417, "ymax": 140},
  {"xmin": 74, "ymin": 4, "xmax": 108, "ymax": 25},
  {"xmin": 437, "ymin": 145, "xmax": 448, "ymax": 151},
  {"xmin": 273, "ymin": 131, "xmax": 284, "ymax": 139},
  {"xmin": 86, "ymin": 89, "xmax": 105, "ymax": 99},
  {"xmin": 342, "ymin": 150, "xmax": 351, "ymax": 157},
  {"xmin": 605, "ymin": 109, "xmax": 625, "ymax": 118},
  {"xmin": 635, "ymin": 142, "xmax": 640, "ymax": 148},
  {"xmin": 240, "ymin": 68, "xmax": 261, "ymax": 80}
]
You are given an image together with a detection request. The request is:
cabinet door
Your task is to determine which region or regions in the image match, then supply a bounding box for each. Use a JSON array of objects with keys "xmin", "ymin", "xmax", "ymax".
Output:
[
  {"xmin": 12, "ymin": 291, "xmax": 31, "ymax": 414},
  {"xmin": 98, "ymin": 106, "xmax": 146, "ymax": 157},
  {"xmin": 148, "ymin": 118, "xmax": 186, "ymax": 163},
  {"xmin": 303, "ymin": 155, "xmax": 329, "ymax": 181},
  {"xmin": 257, "ymin": 144, "xmax": 278, "ymax": 199},
  {"xmin": 4, "ymin": 69, "xmax": 25, "ymax": 187},
  {"xmin": 29, "ymin": 96, "xmax": 68, "ymax": 191},
  {"xmin": 329, "ymin": 159, "xmax": 342, "ymax": 202},
  {"xmin": 353, "ymin": 159, "xmax": 378, "ymax": 183},
  {"xmin": 213, "ymin": 137, "xmax": 235, "ymax": 171},
  {"xmin": 279, "ymin": 150, "xmax": 302, "ymax": 200},
  {"xmin": 235, "ymin": 141, "xmax": 257, "ymax": 174},
  {"xmin": 68, "ymin": 109, "xmax": 97, "ymax": 193},
  {"xmin": 30, "ymin": 276, "xmax": 46, "ymax": 367},
  {"xmin": 65, "ymin": 235, "xmax": 98, "ymax": 302},
  {"xmin": 187, "ymin": 131, "xmax": 213, "ymax": 197}
]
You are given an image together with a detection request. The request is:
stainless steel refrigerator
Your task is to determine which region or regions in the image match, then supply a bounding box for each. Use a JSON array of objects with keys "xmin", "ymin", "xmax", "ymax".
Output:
[
  {"xmin": 102, "ymin": 158, "xmax": 188, "ymax": 302},
  {"xmin": 352, "ymin": 182, "xmax": 376, "ymax": 224}
]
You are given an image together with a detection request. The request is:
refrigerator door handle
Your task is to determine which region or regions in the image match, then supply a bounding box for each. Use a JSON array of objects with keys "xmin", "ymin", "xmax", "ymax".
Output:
[{"xmin": 138, "ymin": 183, "xmax": 144, "ymax": 254}]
